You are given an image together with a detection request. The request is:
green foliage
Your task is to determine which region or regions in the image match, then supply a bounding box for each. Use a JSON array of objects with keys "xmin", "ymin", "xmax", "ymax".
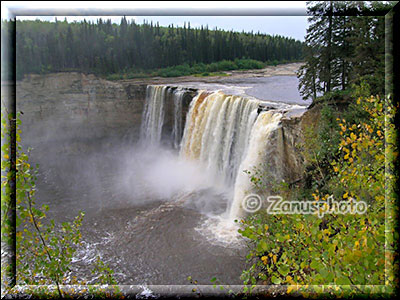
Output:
[
  {"xmin": 313, "ymin": 89, "xmax": 352, "ymax": 105},
  {"xmin": 105, "ymin": 58, "xmax": 275, "ymax": 80},
  {"xmin": 300, "ymin": 104, "xmax": 341, "ymax": 192},
  {"xmin": 238, "ymin": 90, "xmax": 397, "ymax": 297},
  {"xmin": 1, "ymin": 112, "xmax": 121, "ymax": 298},
  {"xmin": 8, "ymin": 18, "xmax": 304, "ymax": 79},
  {"xmin": 298, "ymin": 1, "xmax": 394, "ymax": 100}
]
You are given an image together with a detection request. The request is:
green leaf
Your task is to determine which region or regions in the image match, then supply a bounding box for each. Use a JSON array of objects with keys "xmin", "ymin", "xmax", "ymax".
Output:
[
  {"xmin": 278, "ymin": 264, "xmax": 290, "ymax": 277},
  {"xmin": 336, "ymin": 276, "xmax": 352, "ymax": 285},
  {"xmin": 310, "ymin": 260, "xmax": 319, "ymax": 270},
  {"xmin": 271, "ymin": 276, "xmax": 281, "ymax": 284}
]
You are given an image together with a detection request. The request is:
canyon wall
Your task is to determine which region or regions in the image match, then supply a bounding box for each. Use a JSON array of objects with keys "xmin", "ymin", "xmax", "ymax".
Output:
[{"xmin": 16, "ymin": 73, "xmax": 147, "ymax": 154}]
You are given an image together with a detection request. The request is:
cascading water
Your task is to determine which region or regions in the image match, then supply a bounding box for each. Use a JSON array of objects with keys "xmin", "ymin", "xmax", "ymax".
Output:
[
  {"xmin": 229, "ymin": 110, "xmax": 283, "ymax": 220},
  {"xmin": 171, "ymin": 88, "xmax": 184, "ymax": 149},
  {"xmin": 180, "ymin": 91, "xmax": 260, "ymax": 187},
  {"xmin": 140, "ymin": 85, "xmax": 167, "ymax": 146},
  {"xmin": 140, "ymin": 85, "xmax": 189, "ymax": 148},
  {"xmin": 140, "ymin": 85, "xmax": 287, "ymax": 223}
]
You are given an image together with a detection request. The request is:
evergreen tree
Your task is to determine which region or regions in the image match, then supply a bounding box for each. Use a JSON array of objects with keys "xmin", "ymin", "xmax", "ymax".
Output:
[{"xmin": 298, "ymin": 1, "xmax": 394, "ymax": 100}]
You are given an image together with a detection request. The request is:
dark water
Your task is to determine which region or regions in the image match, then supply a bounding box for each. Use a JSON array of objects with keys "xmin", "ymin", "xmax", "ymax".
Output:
[{"xmin": 30, "ymin": 142, "xmax": 246, "ymax": 285}]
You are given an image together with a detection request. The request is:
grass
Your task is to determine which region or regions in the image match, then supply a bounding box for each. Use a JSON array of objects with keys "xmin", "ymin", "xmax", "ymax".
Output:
[{"xmin": 105, "ymin": 58, "xmax": 300, "ymax": 80}]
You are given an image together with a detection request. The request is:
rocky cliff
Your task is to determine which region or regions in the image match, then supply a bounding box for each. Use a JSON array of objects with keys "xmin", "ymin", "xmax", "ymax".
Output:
[{"xmin": 16, "ymin": 72, "xmax": 147, "ymax": 154}]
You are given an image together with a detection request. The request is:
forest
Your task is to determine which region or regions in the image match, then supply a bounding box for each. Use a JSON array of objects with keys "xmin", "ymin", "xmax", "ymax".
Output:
[{"xmin": 2, "ymin": 18, "xmax": 303, "ymax": 79}]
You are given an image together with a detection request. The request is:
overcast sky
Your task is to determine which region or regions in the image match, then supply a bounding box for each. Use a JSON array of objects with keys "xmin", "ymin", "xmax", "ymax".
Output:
[{"xmin": 2, "ymin": 1, "xmax": 309, "ymax": 41}]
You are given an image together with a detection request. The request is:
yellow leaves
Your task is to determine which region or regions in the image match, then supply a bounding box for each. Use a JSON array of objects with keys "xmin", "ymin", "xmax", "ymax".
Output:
[
  {"xmin": 264, "ymin": 225, "xmax": 269, "ymax": 231},
  {"xmin": 333, "ymin": 166, "xmax": 339, "ymax": 172},
  {"xmin": 377, "ymin": 130, "xmax": 382, "ymax": 137},
  {"xmin": 273, "ymin": 254, "xmax": 277, "ymax": 264},
  {"xmin": 350, "ymin": 132, "xmax": 357, "ymax": 141},
  {"xmin": 261, "ymin": 256, "xmax": 268, "ymax": 265},
  {"xmin": 354, "ymin": 241, "xmax": 360, "ymax": 249},
  {"xmin": 322, "ymin": 194, "xmax": 330, "ymax": 201},
  {"xmin": 322, "ymin": 229, "xmax": 331, "ymax": 236},
  {"xmin": 375, "ymin": 153, "xmax": 384, "ymax": 162},
  {"xmin": 362, "ymin": 236, "xmax": 367, "ymax": 247},
  {"xmin": 343, "ymin": 192, "xmax": 349, "ymax": 199},
  {"xmin": 344, "ymin": 153, "xmax": 349, "ymax": 160},
  {"xmin": 3, "ymin": 154, "xmax": 9, "ymax": 160}
]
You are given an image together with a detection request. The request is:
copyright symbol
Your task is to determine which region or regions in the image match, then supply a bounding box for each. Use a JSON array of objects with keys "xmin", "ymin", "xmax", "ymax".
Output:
[{"xmin": 242, "ymin": 194, "xmax": 262, "ymax": 213}]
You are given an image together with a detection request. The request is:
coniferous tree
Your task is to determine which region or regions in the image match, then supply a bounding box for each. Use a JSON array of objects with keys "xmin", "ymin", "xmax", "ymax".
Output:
[
  {"xmin": 298, "ymin": 1, "xmax": 394, "ymax": 100},
  {"xmin": 10, "ymin": 18, "xmax": 304, "ymax": 79}
]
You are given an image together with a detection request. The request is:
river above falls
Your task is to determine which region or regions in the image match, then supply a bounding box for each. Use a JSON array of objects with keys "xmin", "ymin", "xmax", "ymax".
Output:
[{"xmin": 168, "ymin": 75, "xmax": 311, "ymax": 107}]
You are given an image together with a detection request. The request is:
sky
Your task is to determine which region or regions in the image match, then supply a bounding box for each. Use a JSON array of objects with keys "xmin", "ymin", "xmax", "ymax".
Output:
[{"xmin": 2, "ymin": 1, "xmax": 309, "ymax": 41}]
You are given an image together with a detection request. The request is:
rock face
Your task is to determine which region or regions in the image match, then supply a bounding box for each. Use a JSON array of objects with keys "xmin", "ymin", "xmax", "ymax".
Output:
[
  {"xmin": 16, "ymin": 72, "xmax": 147, "ymax": 154},
  {"xmin": 280, "ymin": 116, "xmax": 306, "ymax": 186},
  {"xmin": 14, "ymin": 72, "xmax": 309, "ymax": 187}
]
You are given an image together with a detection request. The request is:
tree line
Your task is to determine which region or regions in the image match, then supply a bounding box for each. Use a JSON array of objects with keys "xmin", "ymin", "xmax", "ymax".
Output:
[
  {"xmin": 2, "ymin": 18, "xmax": 304, "ymax": 79},
  {"xmin": 298, "ymin": 1, "xmax": 395, "ymax": 100}
]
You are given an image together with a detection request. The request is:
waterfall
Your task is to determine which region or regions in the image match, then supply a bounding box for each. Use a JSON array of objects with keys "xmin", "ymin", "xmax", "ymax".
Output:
[
  {"xmin": 180, "ymin": 91, "xmax": 260, "ymax": 187},
  {"xmin": 229, "ymin": 110, "xmax": 283, "ymax": 219},
  {"xmin": 140, "ymin": 85, "xmax": 167, "ymax": 146},
  {"xmin": 171, "ymin": 88, "xmax": 184, "ymax": 149},
  {"xmin": 140, "ymin": 85, "xmax": 287, "ymax": 221},
  {"xmin": 140, "ymin": 85, "xmax": 189, "ymax": 148}
]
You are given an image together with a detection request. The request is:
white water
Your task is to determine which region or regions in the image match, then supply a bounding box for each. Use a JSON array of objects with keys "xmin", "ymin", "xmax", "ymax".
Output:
[
  {"xmin": 140, "ymin": 85, "xmax": 189, "ymax": 149},
  {"xmin": 140, "ymin": 86, "xmax": 286, "ymax": 230},
  {"xmin": 140, "ymin": 85, "xmax": 167, "ymax": 146},
  {"xmin": 229, "ymin": 111, "xmax": 283, "ymax": 220},
  {"xmin": 171, "ymin": 88, "xmax": 184, "ymax": 149},
  {"xmin": 180, "ymin": 91, "xmax": 259, "ymax": 187}
]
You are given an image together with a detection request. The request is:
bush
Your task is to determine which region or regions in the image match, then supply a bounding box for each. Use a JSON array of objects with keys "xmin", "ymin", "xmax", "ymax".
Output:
[
  {"xmin": 238, "ymin": 91, "xmax": 397, "ymax": 297},
  {"xmin": 104, "ymin": 58, "xmax": 289, "ymax": 80}
]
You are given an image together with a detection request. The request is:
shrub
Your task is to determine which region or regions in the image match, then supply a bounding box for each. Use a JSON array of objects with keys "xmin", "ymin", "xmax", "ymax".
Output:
[{"xmin": 238, "ymin": 92, "xmax": 397, "ymax": 297}]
